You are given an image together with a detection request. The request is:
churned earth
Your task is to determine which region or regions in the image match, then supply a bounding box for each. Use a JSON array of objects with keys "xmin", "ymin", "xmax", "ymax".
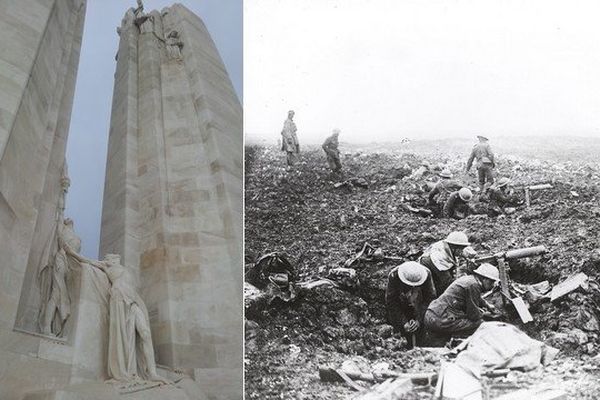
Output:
[{"xmin": 244, "ymin": 137, "xmax": 600, "ymax": 399}]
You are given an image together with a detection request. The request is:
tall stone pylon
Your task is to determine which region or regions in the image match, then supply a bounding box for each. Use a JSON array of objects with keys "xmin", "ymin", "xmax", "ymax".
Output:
[
  {"xmin": 99, "ymin": 3, "xmax": 242, "ymax": 399},
  {"xmin": 0, "ymin": 0, "xmax": 86, "ymax": 399}
]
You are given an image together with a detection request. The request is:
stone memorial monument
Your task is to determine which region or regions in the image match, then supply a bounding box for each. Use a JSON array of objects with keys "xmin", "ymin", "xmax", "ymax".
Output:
[
  {"xmin": 100, "ymin": 3, "xmax": 243, "ymax": 399},
  {"xmin": 0, "ymin": 1, "xmax": 242, "ymax": 399}
]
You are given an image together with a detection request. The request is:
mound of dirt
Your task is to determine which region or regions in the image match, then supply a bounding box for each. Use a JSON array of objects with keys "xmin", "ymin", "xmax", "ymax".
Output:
[{"xmin": 245, "ymin": 142, "xmax": 600, "ymax": 399}]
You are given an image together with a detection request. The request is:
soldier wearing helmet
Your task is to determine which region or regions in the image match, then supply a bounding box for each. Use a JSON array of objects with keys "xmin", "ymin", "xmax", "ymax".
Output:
[
  {"xmin": 322, "ymin": 128, "xmax": 342, "ymax": 174},
  {"xmin": 487, "ymin": 177, "xmax": 518, "ymax": 216},
  {"xmin": 418, "ymin": 231, "xmax": 473, "ymax": 295},
  {"xmin": 385, "ymin": 261, "xmax": 436, "ymax": 348},
  {"xmin": 427, "ymin": 169, "xmax": 463, "ymax": 215},
  {"xmin": 424, "ymin": 263, "xmax": 500, "ymax": 341},
  {"xmin": 443, "ymin": 187, "xmax": 473, "ymax": 219},
  {"xmin": 466, "ymin": 135, "xmax": 495, "ymax": 192}
]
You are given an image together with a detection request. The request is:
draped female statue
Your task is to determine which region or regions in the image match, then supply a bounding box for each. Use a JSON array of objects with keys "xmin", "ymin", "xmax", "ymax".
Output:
[{"xmin": 67, "ymin": 251, "xmax": 168, "ymax": 384}]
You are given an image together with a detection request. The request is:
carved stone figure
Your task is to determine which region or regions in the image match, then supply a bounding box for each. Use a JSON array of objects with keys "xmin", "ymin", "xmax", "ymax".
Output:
[
  {"xmin": 38, "ymin": 164, "xmax": 75, "ymax": 336},
  {"xmin": 67, "ymin": 251, "xmax": 168, "ymax": 384},
  {"xmin": 140, "ymin": 15, "xmax": 154, "ymax": 34},
  {"xmin": 134, "ymin": 0, "xmax": 144, "ymax": 18},
  {"xmin": 38, "ymin": 218, "xmax": 82, "ymax": 336},
  {"xmin": 166, "ymin": 30, "xmax": 183, "ymax": 60}
]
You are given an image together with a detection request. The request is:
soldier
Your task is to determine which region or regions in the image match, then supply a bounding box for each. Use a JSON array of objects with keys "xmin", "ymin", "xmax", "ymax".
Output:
[
  {"xmin": 419, "ymin": 231, "xmax": 471, "ymax": 296},
  {"xmin": 443, "ymin": 187, "xmax": 473, "ymax": 219},
  {"xmin": 488, "ymin": 177, "xmax": 518, "ymax": 216},
  {"xmin": 322, "ymin": 129, "xmax": 342, "ymax": 173},
  {"xmin": 424, "ymin": 263, "xmax": 500, "ymax": 341},
  {"xmin": 281, "ymin": 110, "xmax": 300, "ymax": 166},
  {"xmin": 466, "ymin": 135, "xmax": 495, "ymax": 192},
  {"xmin": 428, "ymin": 169, "xmax": 462, "ymax": 215},
  {"xmin": 385, "ymin": 262, "xmax": 437, "ymax": 348}
]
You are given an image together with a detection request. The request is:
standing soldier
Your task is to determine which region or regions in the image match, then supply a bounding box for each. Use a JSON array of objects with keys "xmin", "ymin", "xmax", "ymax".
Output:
[
  {"xmin": 443, "ymin": 187, "xmax": 473, "ymax": 220},
  {"xmin": 385, "ymin": 262, "xmax": 437, "ymax": 348},
  {"xmin": 419, "ymin": 231, "xmax": 471, "ymax": 295},
  {"xmin": 427, "ymin": 169, "xmax": 462, "ymax": 215},
  {"xmin": 322, "ymin": 129, "xmax": 342, "ymax": 174},
  {"xmin": 466, "ymin": 135, "xmax": 495, "ymax": 193},
  {"xmin": 281, "ymin": 110, "xmax": 300, "ymax": 166}
]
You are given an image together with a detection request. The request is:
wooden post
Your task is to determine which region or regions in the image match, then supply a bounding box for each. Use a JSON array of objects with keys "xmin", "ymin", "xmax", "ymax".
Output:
[
  {"xmin": 525, "ymin": 187, "xmax": 531, "ymax": 208},
  {"xmin": 497, "ymin": 256, "xmax": 510, "ymax": 306}
]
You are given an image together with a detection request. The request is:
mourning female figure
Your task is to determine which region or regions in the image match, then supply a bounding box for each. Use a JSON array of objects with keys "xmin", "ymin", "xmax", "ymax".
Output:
[{"xmin": 66, "ymin": 250, "xmax": 168, "ymax": 384}]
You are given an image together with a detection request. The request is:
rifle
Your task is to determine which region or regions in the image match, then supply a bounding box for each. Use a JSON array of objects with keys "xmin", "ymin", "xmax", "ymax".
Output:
[
  {"xmin": 512, "ymin": 183, "xmax": 553, "ymax": 207},
  {"xmin": 474, "ymin": 245, "xmax": 547, "ymax": 323}
]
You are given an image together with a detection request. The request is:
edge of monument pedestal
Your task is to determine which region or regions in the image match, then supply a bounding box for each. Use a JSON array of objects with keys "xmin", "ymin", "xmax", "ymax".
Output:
[
  {"xmin": 20, "ymin": 378, "xmax": 208, "ymax": 400},
  {"xmin": 12, "ymin": 327, "xmax": 69, "ymax": 344}
]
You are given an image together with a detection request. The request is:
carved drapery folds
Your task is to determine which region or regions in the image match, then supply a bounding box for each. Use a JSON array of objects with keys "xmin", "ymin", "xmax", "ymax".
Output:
[
  {"xmin": 37, "ymin": 163, "xmax": 80, "ymax": 337},
  {"xmin": 166, "ymin": 30, "xmax": 184, "ymax": 60},
  {"xmin": 117, "ymin": 1, "xmax": 184, "ymax": 62}
]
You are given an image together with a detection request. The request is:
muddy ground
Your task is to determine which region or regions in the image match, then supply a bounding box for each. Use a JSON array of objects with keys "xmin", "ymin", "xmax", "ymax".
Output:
[{"xmin": 244, "ymin": 137, "xmax": 600, "ymax": 399}]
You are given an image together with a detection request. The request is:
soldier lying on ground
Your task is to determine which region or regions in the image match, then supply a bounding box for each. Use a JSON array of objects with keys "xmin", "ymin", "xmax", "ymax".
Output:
[
  {"xmin": 487, "ymin": 177, "xmax": 519, "ymax": 217},
  {"xmin": 424, "ymin": 263, "xmax": 500, "ymax": 344},
  {"xmin": 385, "ymin": 262, "xmax": 437, "ymax": 348},
  {"xmin": 443, "ymin": 187, "xmax": 474, "ymax": 219},
  {"xmin": 427, "ymin": 169, "xmax": 463, "ymax": 216},
  {"xmin": 418, "ymin": 231, "xmax": 472, "ymax": 296}
]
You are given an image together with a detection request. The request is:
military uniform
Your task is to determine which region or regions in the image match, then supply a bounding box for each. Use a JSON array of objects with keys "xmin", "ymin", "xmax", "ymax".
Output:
[
  {"xmin": 466, "ymin": 142, "xmax": 495, "ymax": 191},
  {"xmin": 322, "ymin": 134, "xmax": 341, "ymax": 172},
  {"xmin": 428, "ymin": 179, "xmax": 462, "ymax": 215},
  {"xmin": 281, "ymin": 117, "xmax": 300, "ymax": 166},
  {"xmin": 424, "ymin": 275, "xmax": 486, "ymax": 338},
  {"xmin": 385, "ymin": 265, "xmax": 436, "ymax": 347},
  {"xmin": 487, "ymin": 185, "xmax": 517, "ymax": 216},
  {"xmin": 443, "ymin": 191, "xmax": 472, "ymax": 219},
  {"xmin": 419, "ymin": 240, "xmax": 460, "ymax": 295}
]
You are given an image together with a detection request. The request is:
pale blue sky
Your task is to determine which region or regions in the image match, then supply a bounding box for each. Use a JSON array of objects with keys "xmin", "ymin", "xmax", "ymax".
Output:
[{"xmin": 66, "ymin": 0, "xmax": 241, "ymax": 258}]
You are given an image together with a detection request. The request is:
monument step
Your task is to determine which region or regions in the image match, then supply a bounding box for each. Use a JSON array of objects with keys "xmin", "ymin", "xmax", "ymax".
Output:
[{"xmin": 21, "ymin": 378, "xmax": 207, "ymax": 400}]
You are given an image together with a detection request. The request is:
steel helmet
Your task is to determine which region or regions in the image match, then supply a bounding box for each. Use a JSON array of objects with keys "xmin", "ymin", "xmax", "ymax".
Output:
[
  {"xmin": 473, "ymin": 263, "xmax": 500, "ymax": 282},
  {"xmin": 444, "ymin": 231, "xmax": 471, "ymax": 246},
  {"xmin": 458, "ymin": 187, "xmax": 473, "ymax": 202},
  {"xmin": 497, "ymin": 177, "xmax": 511, "ymax": 188},
  {"xmin": 397, "ymin": 261, "xmax": 429, "ymax": 287},
  {"xmin": 332, "ymin": 128, "xmax": 341, "ymax": 135},
  {"xmin": 477, "ymin": 135, "xmax": 489, "ymax": 141},
  {"xmin": 439, "ymin": 169, "xmax": 452, "ymax": 179}
]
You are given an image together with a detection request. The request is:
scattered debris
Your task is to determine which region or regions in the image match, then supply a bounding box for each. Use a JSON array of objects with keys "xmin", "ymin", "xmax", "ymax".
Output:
[
  {"xmin": 550, "ymin": 272, "xmax": 589, "ymax": 302},
  {"xmin": 494, "ymin": 387, "xmax": 567, "ymax": 400},
  {"xmin": 246, "ymin": 143, "xmax": 600, "ymax": 399},
  {"xmin": 352, "ymin": 378, "xmax": 413, "ymax": 400}
]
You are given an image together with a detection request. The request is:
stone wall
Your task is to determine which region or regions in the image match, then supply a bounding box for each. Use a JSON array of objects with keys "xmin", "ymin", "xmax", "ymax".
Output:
[
  {"xmin": 0, "ymin": 0, "xmax": 87, "ymax": 399},
  {"xmin": 99, "ymin": 4, "xmax": 242, "ymax": 400}
]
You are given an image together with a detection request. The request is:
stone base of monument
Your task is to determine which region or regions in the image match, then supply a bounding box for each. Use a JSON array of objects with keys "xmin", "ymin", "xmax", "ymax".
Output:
[{"xmin": 21, "ymin": 377, "xmax": 208, "ymax": 400}]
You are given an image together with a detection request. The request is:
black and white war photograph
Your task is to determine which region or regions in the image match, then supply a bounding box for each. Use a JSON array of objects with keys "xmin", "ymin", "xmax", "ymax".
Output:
[{"xmin": 244, "ymin": 0, "xmax": 600, "ymax": 398}]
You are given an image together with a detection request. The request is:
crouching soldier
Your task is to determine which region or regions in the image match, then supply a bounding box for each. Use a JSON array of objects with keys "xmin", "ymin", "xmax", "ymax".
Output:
[
  {"xmin": 487, "ymin": 177, "xmax": 518, "ymax": 217},
  {"xmin": 424, "ymin": 263, "xmax": 500, "ymax": 344},
  {"xmin": 385, "ymin": 261, "xmax": 436, "ymax": 348},
  {"xmin": 427, "ymin": 169, "xmax": 462, "ymax": 216},
  {"xmin": 419, "ymin": 231, "xmax": 471, "ymax": 296},
  {"xmin": 443, "ymin": 187, "xmax": 473, "ymax": 219}
]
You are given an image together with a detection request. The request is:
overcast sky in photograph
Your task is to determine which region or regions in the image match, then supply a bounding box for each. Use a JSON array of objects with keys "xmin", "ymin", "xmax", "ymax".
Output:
[
  {"xmin": 244, "ymin": 0, "xmax": 600, "ymax": 145},
  {"xmin": 66, "ymin": 0, "xmax": 241, "ymax": 258}
]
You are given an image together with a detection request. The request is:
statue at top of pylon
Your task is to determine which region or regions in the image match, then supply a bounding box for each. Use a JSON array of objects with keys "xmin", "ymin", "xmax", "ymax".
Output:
[{"xmin": 134, "ymin": 0, "xmax": 144, "ymax": 18}]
